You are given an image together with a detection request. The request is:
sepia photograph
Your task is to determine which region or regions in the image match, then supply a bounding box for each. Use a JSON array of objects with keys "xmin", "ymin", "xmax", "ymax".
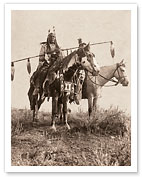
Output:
[{"xmin": 5, "ymin": 4, "xmax": 137, "ymax": 172}]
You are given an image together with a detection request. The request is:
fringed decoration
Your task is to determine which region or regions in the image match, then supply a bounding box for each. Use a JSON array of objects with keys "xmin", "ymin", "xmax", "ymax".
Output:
[{"xmin": 67, "ymin": 50, "xmax": 69, "ymax": 56}]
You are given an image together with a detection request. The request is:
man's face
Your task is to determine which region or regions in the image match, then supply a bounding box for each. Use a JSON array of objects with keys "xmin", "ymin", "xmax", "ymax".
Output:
[
  {"xmin": 79, "ymin": 43, "xmax": 86, "ymax": 48},
  {"xmin": 49, "ymin": 33, "xmax": 56, "ymax": 44}
]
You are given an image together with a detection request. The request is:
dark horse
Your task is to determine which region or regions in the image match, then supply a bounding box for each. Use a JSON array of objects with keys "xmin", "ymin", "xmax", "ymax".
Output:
[{"xmin": 28, "ymin": 43, "xmax": 100, "ymax": 131}]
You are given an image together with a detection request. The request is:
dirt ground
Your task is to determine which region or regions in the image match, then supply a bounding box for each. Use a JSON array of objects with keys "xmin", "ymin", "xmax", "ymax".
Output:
[{"xmin": 11, "ymin": 109, "xmax": 131, "ymax": 166}]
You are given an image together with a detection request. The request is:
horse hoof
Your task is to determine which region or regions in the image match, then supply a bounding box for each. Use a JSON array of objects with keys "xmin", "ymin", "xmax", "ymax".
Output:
[
  {"xmin": 33, "ymin": 118, "xmax": 39, "ymax": 122},
  {"xmin": 51, "ymin": 125, "xmax": 57, "ymax": 132},
  {"xmin": 66, "ymin": 123, "xmax": 71, "ymax": 130}
]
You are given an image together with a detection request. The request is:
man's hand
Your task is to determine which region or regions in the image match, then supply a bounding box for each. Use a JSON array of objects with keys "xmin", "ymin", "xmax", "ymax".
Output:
[{"xmin": 54, "ymin": 48, "xmax": 60, "ymax": 53}]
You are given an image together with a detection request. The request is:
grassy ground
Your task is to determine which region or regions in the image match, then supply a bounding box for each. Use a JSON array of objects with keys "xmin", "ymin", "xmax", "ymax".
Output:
[{"xmin": 11, "ymin": 107, "xmax": 131, "ymax": 166}]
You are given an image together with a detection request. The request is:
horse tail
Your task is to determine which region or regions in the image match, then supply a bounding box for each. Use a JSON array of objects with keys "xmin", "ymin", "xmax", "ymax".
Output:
[{"xmin": 28, "ymin": 84, "xmax": 35, "ymax": 110}]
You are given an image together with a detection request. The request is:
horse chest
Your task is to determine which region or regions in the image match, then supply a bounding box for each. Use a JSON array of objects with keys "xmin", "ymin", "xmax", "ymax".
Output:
[{"xmin": 86, "ymin": 84, "xmax": 97, "ymax": 96}]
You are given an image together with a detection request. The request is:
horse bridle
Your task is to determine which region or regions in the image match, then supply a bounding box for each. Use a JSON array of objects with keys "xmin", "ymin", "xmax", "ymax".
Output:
[
  {"xmin": 77, "ymin": 49, "xmax": 98, "ymax": 75},
  {"xmin": 115, "ymin": 63, "xmax": 128, "ymax": 85},
  {"xmin": 87, "ymin": 63, "xmax": 127, "ymax": 87}
]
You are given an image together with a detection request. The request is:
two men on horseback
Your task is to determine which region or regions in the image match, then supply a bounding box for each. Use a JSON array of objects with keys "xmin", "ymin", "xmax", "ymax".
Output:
[{"xmin": 30, "ymin": 30, "xmax": 88, "ymax": 107}]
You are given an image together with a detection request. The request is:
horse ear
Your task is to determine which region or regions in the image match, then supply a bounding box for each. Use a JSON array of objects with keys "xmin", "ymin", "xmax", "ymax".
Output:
[
  {"xmin": 120, "ymin": 59, "xmax": 124, "ymax": 64},
  {"xmin": 84, "ymin": 42, "xmax": 90, "ymax": 51}
]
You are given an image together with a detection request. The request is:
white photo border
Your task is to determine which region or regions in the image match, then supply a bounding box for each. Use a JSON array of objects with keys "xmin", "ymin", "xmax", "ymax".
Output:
[{"xmin": 5, "ymin": 3, "xmax": 137, "ymax": 172}]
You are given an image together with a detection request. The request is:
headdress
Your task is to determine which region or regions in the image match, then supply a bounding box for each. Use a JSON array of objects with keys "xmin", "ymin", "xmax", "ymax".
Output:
[
  {"xmin": 46, "ymin": 26, "xmax": 59, "ymax": 49},
  {"xmin": 78, "ymin": 38, "xmax": 86, "ymax": 47},
  {"xmin": 48, "ymin": 26, "xmax": 56, "ymax": 37}
]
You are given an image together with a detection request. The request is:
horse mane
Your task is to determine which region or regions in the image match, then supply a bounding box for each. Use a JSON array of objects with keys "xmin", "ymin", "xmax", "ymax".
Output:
[
  {"xmin": 64, "ymin": 63, "xmax": 80, "ymax": 81},
  {"xmin": 100, "ymin": 61, "xmax": 126, "ymax": 71},
  {"xmin": 46, "ymin": 50, "xmax": 77, "ymax": 74},
  {"xmin": 61, "ymin": 50, "xmax": 77, "ymax": 70},
  {"xmin": 100, "ymin": 63, "xmax": 117, "ymax": 70}
]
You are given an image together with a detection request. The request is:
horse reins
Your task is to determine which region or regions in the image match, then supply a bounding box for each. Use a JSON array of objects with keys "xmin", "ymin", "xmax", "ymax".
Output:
[{"xmin": 87, "ymin": 63, "xmax": 126, "ymax": 87}]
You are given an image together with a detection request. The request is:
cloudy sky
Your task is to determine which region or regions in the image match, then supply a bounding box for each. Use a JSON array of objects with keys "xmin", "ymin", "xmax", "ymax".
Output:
[{"xmin": 11, "ymin": 10, "xmax": 131, "ymax": 113}]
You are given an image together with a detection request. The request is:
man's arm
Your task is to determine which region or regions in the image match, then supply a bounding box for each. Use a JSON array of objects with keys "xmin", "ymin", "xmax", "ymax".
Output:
[{"xmin": 39, "ymin": 44, "xmax": 46, "ymax": 62}]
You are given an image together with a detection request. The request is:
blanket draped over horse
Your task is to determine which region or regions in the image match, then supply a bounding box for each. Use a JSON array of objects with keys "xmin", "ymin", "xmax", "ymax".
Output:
[{"xmin": 28, "ymin": 43, "xmax": 100, "ymax": 131}]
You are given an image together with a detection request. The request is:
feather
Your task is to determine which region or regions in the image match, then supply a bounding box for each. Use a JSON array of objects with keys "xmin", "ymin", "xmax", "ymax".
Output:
[
  {"xmin": 11, "ymin": 62, "xmax": 15, "ymax": 81},
  {"xmin": 48, "ymin": 29, "xmax": 50, "ymax": 35},
  {"xmin": 110, "ymin": 41, "xmax": 115, "ymax": 58},
  {"xmin": 27, "ymin": 58, "xmax": 31, "ymax": 74}
]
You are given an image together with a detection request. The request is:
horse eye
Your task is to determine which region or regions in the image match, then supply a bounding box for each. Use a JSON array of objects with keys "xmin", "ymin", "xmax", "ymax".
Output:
[
  {"xmin": 120, "ymin": 68, "xmax": 125, "ymax": 72},
  {"xmin": 82, "ymin": 61, "xmax": 85, "ymax": 64},
  {"xmin": 87, "ymin": 57, "xmax": 91, "ymax": 61},
  {"xmin": 88, "ymin": 54, "xmax": 92, "ymax": 57}
]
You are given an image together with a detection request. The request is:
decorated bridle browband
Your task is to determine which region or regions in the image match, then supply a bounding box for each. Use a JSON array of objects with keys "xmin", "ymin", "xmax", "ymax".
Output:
[{"xmin": 74, "ymin": 49, "xmax": 98, "ymax": 76}]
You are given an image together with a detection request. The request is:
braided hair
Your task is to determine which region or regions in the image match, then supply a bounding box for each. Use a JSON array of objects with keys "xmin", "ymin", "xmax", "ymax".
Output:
[{"xmin": 46, "ymin": 33, "xmax": 60, "ymax": 51}]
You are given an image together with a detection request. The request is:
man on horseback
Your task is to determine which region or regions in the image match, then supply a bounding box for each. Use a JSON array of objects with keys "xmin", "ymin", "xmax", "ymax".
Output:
[
  {"xmin": 69, "ymin": 38, "xmax": 87, "ymax": 105},
  {"xmin": 30, "ymin": 28, "xmax": 63, "ymax": 97},
  {"xmin": 78, "ymin": 38, "xmax": 87, "ymax": 48}
]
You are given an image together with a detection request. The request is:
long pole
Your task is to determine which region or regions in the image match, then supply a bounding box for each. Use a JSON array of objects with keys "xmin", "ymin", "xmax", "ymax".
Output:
[
  {"xmin": 12, "ymin": 41, "xmax": 112, "ymax": 63},
  {"xmin": 12, "ymin": 54, "xmax": 44, "ymax": 63},
  {"xmin": 61, "ymin": 41, "xmax": 112, "ymax": 51}
]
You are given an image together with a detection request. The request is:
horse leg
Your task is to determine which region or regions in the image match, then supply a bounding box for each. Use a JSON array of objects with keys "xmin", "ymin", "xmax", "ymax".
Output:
[
  {"xmin": 88, "ymin": 96, "xmax": 93, "ymax": 120},
  {"xmin": 28, "ymin": 85, "xmax": 36, "ymax": 122},
  {"xmin": 35, "ymin": 100, "xmax": 39, "ymax": 120},
  {"xmin": 38, "ymin": 94, "xmax": 46, "ymax": 110},
  {"xmin": 57, "ymin": 101, "xmax": 63, "ymax": 124},
  {"xmin": 32, "ymin": 94, "xmax": 39, "ymax": 122},
  {"xmin": 93, "ymin": 97, "xmax": 98, "ymax": 113},
  {"xmin": 32, "ymin": 103, "xmax": 38, "ymax": 122},
  {"xmin": 51, "ymin": 95, "xmax": 58, "ymax": 132},
  {"xmin": 63, "ymin": 94, "xmax": 70, "ymax": 130},
  {"xmin": 28, "ymin": 84, "xmax": 35, "ymax": 110},
  {"xmin": 31, "ymin": 93, "xmax": 37, "ymax": 122},
  {"xmin": 33, "ymin": 109, "xmax": 35, "ymax": 122}
]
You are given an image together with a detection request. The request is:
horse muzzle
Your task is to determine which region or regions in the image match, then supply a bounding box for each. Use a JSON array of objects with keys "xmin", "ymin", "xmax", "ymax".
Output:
[
  {"xmin": 122, "ymin": 81, "xmax": 129, "ymax": 86},
  {"xmin": 92, "ymin": 69, "xmax": 100, "ymax": 76},
  {"xmin": 121, "ymin": 78, "xmax": 129, "ymax": 86}
]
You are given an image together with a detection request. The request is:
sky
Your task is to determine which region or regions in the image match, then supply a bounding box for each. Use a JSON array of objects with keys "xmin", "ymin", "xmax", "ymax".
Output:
[{"xmin": 11, "ymin": 10, "xmax": 131, "ymax": 114}]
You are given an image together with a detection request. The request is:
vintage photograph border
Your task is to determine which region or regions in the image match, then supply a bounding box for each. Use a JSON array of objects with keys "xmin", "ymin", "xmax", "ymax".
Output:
[{"xmin": 5, "ymin": 3, "xmax": 137, "ymax": 172}]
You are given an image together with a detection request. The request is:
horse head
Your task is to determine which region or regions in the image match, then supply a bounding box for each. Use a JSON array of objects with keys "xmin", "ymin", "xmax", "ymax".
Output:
[
  {"xmin": 114, "ymin": 59, "xmax": 129, "ymax": 86},
  {"xmin": 84, "ymin": 42, "xmax": 90, "ymax": 51},
  {"xmin": 77, "ymin": 43, "xmax": 100, "ymax": 76}
]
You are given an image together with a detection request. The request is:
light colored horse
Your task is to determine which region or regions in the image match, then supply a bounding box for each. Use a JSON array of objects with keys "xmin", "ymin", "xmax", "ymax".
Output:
[{"xmin": 82, "ymin": 59, "xmax": 129, "ymax": 118}]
